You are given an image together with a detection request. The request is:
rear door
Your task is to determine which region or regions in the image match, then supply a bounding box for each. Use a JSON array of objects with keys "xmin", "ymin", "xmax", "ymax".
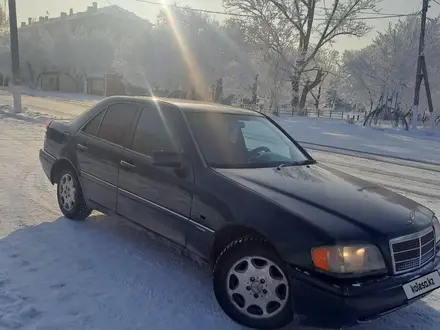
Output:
[
  {"xmin": 76, "ymin": 103, "xmax": 140, "ymax": 211},
  {"xmin": 117, "ymin": 104, "xmax": 194, "ymax": 246}
]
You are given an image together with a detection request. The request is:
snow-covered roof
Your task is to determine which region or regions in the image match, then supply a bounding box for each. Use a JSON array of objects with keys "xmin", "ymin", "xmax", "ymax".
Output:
[
  {"xmin": 97, "ymin": 5, "xmax": 149, "ymax": 23},
  {"xmin": 19, "ymin": 5, "xmax": 152, "ymax": 30}
]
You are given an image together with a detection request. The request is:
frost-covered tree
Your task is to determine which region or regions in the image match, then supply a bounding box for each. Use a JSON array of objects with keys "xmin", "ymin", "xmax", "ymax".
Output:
[
  {"xmin": 340, "ymin": 15, "xmax": 440, "ymax": 117},
  {"xmin": 0, "ymin": 4, "xmax": 8, "ymax": 36},
  {"xmin": 224, "ymin": 0, "xmax": 379, "ymax": 110},
  {"xmin": 0, "ymin": 5, "xmax": 10, "ymax": 75},
  {"xmin": 116, "ymin": 7, "xmax": 255, "ymax": 100},
  {"xmin": 339, "ymin": 47, "xmax": 382, "ymax": 112},
  {"xmin": 300, "ymin": 48, "xmax": 339, "ymax": 109}
]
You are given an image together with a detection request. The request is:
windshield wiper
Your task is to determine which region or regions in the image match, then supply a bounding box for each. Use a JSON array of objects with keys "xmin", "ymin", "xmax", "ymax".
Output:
[{"xmin": 276, "ymin": 159, "xmax": 316, "ymax": 170}]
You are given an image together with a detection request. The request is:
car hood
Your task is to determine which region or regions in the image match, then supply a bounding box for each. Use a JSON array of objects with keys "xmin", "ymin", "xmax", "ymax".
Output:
[{"xmin": 214, "ymin": 164, "xmax": 434, "ymax": 237}]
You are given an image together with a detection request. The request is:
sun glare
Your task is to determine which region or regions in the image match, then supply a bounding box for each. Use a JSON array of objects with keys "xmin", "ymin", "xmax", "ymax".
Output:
[{"xmin": 161, "ymin": 1, "xmax": 210, "ymax": 100}]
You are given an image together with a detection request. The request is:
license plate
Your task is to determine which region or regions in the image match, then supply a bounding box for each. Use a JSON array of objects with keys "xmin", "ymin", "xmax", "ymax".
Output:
[{"xmin": 402, "ymin": 271, "xmax": 440, "ymax": 300}]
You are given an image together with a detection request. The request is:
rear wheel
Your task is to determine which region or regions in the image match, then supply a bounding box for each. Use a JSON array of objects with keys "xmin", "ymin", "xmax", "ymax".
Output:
[
  {"xmin": 213, "ymin": 237, "xmax": 293, "ymax": 329},
  {"xmin": 57, "ymin": 169, "xmax": 92, "ymax": 220}
]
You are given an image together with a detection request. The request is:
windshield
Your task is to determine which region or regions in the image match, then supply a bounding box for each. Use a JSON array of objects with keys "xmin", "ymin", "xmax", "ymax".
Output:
[{"xmin": 185, "ymin": 112, "xmax": 310, "ymax": 168}]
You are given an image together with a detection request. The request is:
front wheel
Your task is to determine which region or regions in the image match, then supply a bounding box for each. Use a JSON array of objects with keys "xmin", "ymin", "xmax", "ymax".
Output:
[
  {"xmin": 213, "ymin": 237, "xmax": 293, "ymax": 329},
  {"xmin": 57, "ymin": 169, "xmax": 92, "ymax": 220}
]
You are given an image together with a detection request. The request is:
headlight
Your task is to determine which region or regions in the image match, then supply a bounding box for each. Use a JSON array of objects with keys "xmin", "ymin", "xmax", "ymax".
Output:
[
  {"xmin": 433, "ymin": 216, "xmax": 440, "ymax": 244},
  {"xmin": 311, "ymin": 244, "xmax": 386, "ymax": 275}
]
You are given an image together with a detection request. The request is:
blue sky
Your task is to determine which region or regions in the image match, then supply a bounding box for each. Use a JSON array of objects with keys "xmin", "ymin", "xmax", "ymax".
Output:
[{"xmin": 14, "ymin": 0, "xmax": 440, "ymax": 51}]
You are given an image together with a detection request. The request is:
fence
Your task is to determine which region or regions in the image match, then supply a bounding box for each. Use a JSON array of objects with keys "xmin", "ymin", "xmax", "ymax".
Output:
[{"xmin": 269, "ymin": 105, "xmax": 366, "ymax": 122}]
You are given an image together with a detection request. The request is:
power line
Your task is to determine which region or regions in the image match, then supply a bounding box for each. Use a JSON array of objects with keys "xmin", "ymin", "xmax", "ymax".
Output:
[
  {"xmin": 135, "ymin": 0, "xmax": 419, "ymax": 21},
  {"xmin": 98, "ymin": 0, "xmax": 113, "ymax": 6},
  {"xmin": 135, "ymin": 0, "xmax": 251, "ymax": 17},
  {"xmin": 315, "ymin": 6, "xmax": 415, "ymax": 16},
  {"xmin": 314, "ymin": 13, "xmax": 419, "ymax": 20}
]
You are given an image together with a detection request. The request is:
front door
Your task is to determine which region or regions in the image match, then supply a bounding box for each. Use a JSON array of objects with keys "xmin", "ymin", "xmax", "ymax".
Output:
[
  {"xmin": 117, "ymin": 104, "xmax": 194, "ymax": 246},
  {"xmin": 76, "ymin": 103, "xmax": 139, "ymax": 211}
]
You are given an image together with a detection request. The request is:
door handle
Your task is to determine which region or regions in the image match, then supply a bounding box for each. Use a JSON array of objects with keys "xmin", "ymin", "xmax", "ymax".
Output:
[
  {"xmin": 77, "ymin": 143, "xmax": 88, "ymax": 152},
  {"xmin": 120, "ymin": 160, "xmax": 136, "ymax": 169}
]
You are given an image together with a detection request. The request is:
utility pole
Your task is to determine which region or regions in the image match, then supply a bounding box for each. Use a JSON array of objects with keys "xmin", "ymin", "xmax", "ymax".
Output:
[
  {"xmin": 8, "ymin": 0, "xmax": 21, "ymax": 113},
  {"xmin": 411, "ymin": 0, "xmax": 431, "ymax": 129}
]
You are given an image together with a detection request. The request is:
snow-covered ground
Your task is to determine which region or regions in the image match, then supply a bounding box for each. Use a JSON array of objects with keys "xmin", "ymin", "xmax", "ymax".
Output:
[
  {"xmin": 0, "ymin": 97, "xmax": 439, "ymax": 329},
  {"xmin": 0, "ymin": 118, "xmax": 239, "ymax": 330},
  {"xmin": 0, "ymin": 87, "xmax": 104, "ymax": 103},
  {"xmin": 0, "ymin": 91, "xmax": 96, "ymax": 121},
  {"xmin": 273, "ymin": 116, "xmax": 440, "ymax": 165}
]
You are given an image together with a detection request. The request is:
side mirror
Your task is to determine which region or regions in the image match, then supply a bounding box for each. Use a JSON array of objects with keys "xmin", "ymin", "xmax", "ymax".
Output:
[{"xmin": 152, "ymin": 151, "xmax": 184, "ymax": 168}]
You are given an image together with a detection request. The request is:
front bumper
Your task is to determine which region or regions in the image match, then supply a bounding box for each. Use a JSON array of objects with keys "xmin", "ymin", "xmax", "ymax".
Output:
[
  {"xmin": 39, "ymin": 149, "xmax": 56, "ymax": 182},
  {"xmin": 289, "ymin": 254, "xmax": 440, "ymax": 328}
]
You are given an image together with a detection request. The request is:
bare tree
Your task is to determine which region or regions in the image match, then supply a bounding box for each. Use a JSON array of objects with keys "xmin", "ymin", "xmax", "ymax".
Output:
[
  {"xmin": 299, "ymin": 49, "xmax": 339, "ymax": 109},
  {"xmin": 339, "ymin": 15, "xmax": 439, "ymax": 115},
  {"xmin": 224, "ymin": 0, "xmax": 379, "ymax": 111},
  {"xmin": 264, "ymin": 53, "xmax": 288, "ymax": 112},
  {"xmin": 340, "ymin": 48, "xmax": 381, "ymax": 113}
]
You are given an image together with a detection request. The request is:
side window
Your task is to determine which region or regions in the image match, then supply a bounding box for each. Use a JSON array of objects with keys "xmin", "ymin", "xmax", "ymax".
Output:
[
  {"xmin": 98, "ymin": 103, "xmax": 139, "ymax": 146},
  {"xmin": 82, "ymin": 111, "xmax": 105, "ymax": 136},
  {"xmin": 131, "ymin": 107, "xmax": 177, "ymax": 156},
  {"xmin": 241, "ymin": 120, "xmax": 290, "ymax": 158}
]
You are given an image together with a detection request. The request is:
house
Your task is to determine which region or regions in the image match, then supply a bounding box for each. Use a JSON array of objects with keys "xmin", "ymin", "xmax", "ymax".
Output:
[
  {"xmin": 18, "ymin": 2, "xmax": 152, "ymax": 96},
  {"xmin": 39, "ymin": 70, "xmax": 82, "ymax": 93},
  {"xmin": 39, "ymin": 70, "xmax": 59, "ymax": 91}
]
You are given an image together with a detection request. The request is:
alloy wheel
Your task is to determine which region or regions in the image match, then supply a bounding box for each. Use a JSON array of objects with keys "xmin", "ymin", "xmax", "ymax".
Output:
[
  {"xmin": 59, "ymin": 173, "xmax": 76, "ymax": 212},
  {"xmin": 226, "ymin": 256, "xmax": 289, "ymax": 319}
]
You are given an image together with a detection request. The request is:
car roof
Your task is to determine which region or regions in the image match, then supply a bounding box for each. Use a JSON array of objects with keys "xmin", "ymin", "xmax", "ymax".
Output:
[{"xmin": 102, "ymin": 96, "xmax": 263, "ymax": 116}]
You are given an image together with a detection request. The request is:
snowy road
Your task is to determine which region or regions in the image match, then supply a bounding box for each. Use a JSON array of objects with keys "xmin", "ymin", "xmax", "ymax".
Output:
[
  {"xmin": 0, "ymin": 99, "xmax": 439, "ymax": 329},
  {"xmin": 0, "ymin": 91, "xmax": 95, "ymax": 120},
  {"xmin": 274, "ymin": 116, "xmax": 440, "ymax": 165}
]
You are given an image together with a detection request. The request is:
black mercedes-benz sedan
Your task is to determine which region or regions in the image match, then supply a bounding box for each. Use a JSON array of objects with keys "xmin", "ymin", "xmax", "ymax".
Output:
[{"xmin": 39, "ymin": 96, "xmax": 440, "ymax": 329}]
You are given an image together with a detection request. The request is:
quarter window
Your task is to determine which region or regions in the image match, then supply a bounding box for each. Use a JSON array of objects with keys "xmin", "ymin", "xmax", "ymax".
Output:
[
  {"xmin": 98, "ymin": 104, "xmax": 139, "ymax": 146},
  {"xmin": 82, "ymin": 111, "xmax": 105, "ymax": 136}
]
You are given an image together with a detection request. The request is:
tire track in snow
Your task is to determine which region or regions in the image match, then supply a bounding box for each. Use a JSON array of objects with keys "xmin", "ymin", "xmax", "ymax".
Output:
[
  {"xmin": 316, "ymin": 157, "xmax": 440, "ymax": 187},
  {"xmin": 312, "ymin": 150, "xmax": 440, "ymax": 215},
  {"xmin": 0, "ymin": 121, "xmax": 57, "ymax": 228}
]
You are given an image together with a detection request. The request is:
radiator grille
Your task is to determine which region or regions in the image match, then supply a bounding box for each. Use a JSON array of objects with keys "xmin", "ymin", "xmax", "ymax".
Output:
[{"xmin": 390, "ymin": 228, "xmax": 435, "ymax": 274}]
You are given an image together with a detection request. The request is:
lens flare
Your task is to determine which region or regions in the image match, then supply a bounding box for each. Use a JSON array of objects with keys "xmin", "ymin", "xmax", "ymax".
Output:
[{"xmin": 161, "ymin": 2, "xmax": 210, "ymax": 100}]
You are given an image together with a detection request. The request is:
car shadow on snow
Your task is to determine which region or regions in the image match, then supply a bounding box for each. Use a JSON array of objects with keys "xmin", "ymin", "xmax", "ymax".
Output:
[{"xmin": 0, "ymin": 214, "xmax": 439, "ymax": 330}]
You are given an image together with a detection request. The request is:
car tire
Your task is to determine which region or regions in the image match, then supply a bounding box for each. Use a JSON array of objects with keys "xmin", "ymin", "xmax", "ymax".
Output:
[
  {"xmin": 56, "ymin": 168, "xmax": 92, "ymax": 220},
  {"xmin": 213, "ymin": 236, "xmax": 293, "ymax": 330}
]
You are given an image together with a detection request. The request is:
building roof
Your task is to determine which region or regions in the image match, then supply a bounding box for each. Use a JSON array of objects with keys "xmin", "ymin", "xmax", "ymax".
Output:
[
  {"xmin": 19, "ymin": 4, "xmax": 151, "ymax": 30},
  {"xmin": 97, "ymin": 5, "xmax": 148, "ymax": 22}
]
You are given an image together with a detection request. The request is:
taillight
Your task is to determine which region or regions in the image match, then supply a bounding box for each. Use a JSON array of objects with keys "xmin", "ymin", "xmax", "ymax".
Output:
[{"xmin": 46, "ymin": 120, "xmax": 53, "ymax": 130}]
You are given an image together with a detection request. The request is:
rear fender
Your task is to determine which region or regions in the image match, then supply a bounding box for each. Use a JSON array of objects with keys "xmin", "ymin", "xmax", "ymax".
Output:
[{"xmin": 50, "ymin": 157, "xmax": 79, "ymax": 184}]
